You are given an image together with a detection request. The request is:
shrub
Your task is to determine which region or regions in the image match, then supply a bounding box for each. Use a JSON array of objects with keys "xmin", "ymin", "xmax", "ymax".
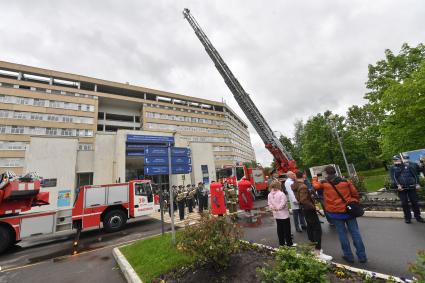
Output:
[
  {"xmin": 409, "ymin": 250, "xmax": 425, "ymax": 282},
  {"xmin": 350, "ymin": 175, "xmax": 367, "ymax": 194},
  {"xmin": 177, "ymin": 214, "xmax": 242, "ymax": 270},
  {"xmin": 257, "ymin": 246, "xmax": 329, "ymax": 283}
]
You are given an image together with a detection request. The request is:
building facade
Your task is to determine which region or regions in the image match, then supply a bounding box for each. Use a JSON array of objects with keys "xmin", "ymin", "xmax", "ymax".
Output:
[{"xmin": 0, "ymin": 61, "xmax": 256, "ymax": 176}]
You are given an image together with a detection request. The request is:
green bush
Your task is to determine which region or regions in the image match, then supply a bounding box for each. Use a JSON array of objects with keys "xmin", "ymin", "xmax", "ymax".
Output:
[
  {"xmin": 409, "ymin": 250, "xmax": 425, "ymax": 282},
  {"xmin": 350, "ymin": 175, "xmax": 368, "ymax": 194},
  {"xmin": 177, "ymin": 214, "xmax": 242, "ymax": 270},
  {"xmin": 257, "ymin": 246, "xmax": 329, "ymax": 283}
]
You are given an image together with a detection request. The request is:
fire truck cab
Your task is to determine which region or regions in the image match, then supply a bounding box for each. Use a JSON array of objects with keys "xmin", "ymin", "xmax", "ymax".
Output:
[
  {"xmin": 217, "ymin": 165, "xmax": 268, "ymax": 196},
  {"xmin": 0, "ymin": 179, "xmax": 155, "ymax": 254}
]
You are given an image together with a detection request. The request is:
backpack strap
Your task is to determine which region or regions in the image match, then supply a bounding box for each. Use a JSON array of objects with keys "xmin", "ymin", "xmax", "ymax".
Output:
[{"xmin": 328, "ymin": 181, "xmax": 347, "ymax": 204}]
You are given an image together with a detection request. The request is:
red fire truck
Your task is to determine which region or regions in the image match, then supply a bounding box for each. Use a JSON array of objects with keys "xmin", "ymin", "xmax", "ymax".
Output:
[
  {"xmin": 0, "ymin": 177, "xmax": 155, "ymax": 254},
  {"xmin": 217, "ymin": 164, "xmax": 268, "ymax": 196}
]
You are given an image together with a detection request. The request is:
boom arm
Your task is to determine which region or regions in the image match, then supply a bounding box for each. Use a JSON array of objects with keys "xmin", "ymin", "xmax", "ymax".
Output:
[{"xmin": 183, "ymin": 8, "xmax": 297, "ymax": 173}]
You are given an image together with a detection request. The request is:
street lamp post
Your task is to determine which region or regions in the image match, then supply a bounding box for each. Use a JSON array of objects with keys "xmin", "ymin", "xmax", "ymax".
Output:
[{"xmin": 328, "ymin": 114, "xmax": 351, "ymax": 177}]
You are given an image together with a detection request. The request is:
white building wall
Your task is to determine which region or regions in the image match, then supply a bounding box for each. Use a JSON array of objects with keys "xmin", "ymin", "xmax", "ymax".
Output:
[
  {"xmin": 76, "ymin": 150, "xmax": 94, "ymax": 173},
  {"xmin": 190, "ymin": 142, "xmax": 216, "ymax": 190},
  {"xmin": 24, "ymin": 137, "xmax": 78, "ymax": 211},
  {"xmin": 93, "ymin": 133, "xmax": 116, "ymax": 184}
]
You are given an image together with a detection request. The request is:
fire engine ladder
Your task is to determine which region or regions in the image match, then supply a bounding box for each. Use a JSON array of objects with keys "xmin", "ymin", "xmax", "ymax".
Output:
[{"xmin": 183, "ymin": 9, "xmax": 294, "ymax": 170}]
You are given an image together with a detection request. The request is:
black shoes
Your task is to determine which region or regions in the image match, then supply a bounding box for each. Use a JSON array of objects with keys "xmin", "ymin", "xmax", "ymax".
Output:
[
  {"xmin": 342, "ymin": 256, "xmax": 355, "ymax": 264},
  {"xmin": 359, "ymin": 258, "xmax": 368, "ymax": 263},
  {"xmin": 416, "ymin": 217, "xmax": 425, "ymax": 223},
  {"xmin": 405, "ymin": 219, "xmax": 412, "ymax": 224}
]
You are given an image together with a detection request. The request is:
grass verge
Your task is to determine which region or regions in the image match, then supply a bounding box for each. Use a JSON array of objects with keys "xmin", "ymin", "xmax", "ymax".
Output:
[
  {"xmin": 120, "ymin": 232, "xmax": 195, "ymax": 283},
  {"xmin": 363, "ymin": 175, "xmax": 387, "ymax": 192},
  {"xmin": 358, "ymin": 167, "xmax": 388, "ymax": 192}
]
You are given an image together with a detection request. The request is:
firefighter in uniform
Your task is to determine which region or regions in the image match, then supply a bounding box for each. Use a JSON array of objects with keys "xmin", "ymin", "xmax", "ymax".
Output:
[
  {"xmin": 177, "ymin": 185, "xmax": 186, "ymax": 220},
  {"xmin": 224, "ymin": 181, "xmax": 239, "ymax": 214}
]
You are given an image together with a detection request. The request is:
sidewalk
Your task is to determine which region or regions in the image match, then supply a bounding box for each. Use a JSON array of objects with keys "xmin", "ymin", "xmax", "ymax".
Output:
[{"xmin": 242, "ymin": 211, "xmax": 425, "ymax": 279}]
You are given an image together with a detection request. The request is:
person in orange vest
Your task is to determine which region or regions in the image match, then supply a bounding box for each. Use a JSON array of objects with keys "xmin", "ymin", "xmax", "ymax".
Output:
[{"xmin": 312, "ymin": 166, "xmax": 367, "ymax": 264}]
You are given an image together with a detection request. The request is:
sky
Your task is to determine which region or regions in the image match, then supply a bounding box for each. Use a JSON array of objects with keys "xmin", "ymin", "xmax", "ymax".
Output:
[{"xmin": 1, "ymin": 0, "xmax": 424, "ymax": 166}]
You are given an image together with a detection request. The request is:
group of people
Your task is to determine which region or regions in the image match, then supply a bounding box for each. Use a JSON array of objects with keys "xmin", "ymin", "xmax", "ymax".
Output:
[
  {"xmin": 163, "ymin": 182, "xmax": 209, "ymax": 220},
  {"xmin": 268, "ymin": 166, "xmax": 368, "ymax": 264}
]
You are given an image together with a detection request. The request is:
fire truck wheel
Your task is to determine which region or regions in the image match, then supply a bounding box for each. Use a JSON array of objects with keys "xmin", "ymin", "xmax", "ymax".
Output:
[
  {"xmin": 0, "ymin": 226, "xmax": 13, "ymax": 254},
  {"xmin": 103, "ymin": 210, "xmax": 127, "ymax": 233}
]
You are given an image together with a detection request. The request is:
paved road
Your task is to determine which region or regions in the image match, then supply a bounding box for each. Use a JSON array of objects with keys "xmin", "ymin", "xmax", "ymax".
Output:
[
  {"xmin": 243, "ymin": 211, "xmax": 425, "ymax": 279},
  {"xmin": 0, "ymin": 217, "xmax": 170, "ymax": 283}
]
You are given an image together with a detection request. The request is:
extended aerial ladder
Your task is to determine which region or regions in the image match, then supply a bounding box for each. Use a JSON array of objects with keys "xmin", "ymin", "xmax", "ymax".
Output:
[{"xmin": 183, "ymin": 8, "xmax": 297, "ymax": 174}]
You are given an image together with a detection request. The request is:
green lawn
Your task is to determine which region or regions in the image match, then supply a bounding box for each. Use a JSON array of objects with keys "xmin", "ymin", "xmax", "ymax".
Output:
[
  {"xmin": 358, "ymin": 167, "xmax": 388, "ymax": 192},
  {"xmin": 120, "ymin": 233, "xmax": 195, "ymax": 282},
  {"xmin": 363, "ymin": 174, "xmax": 387, "ymax": 192}
]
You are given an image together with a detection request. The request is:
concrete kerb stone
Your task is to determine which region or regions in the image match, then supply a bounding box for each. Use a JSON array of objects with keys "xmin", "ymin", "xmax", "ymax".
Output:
[
  {"xmin": 241, "ymin": 240, "xmax": 412, "ymax": 283},
  {"xmin": 113, "ymin": 247, "xmax": 143, "ymax": 283}
]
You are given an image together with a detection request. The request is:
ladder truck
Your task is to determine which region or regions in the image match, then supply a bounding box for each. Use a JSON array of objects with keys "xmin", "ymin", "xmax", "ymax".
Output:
[
  {"xmin": 183, "ymin": 9, "xmax": 297, "ymax": 175},
  {"xmin": 0, "ymin": 173, "xmax": 156, "ymax": 254}
]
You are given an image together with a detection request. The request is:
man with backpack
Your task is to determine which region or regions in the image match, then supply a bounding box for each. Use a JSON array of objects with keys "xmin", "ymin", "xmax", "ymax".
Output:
[{"xmin": 390, "ymin": 155, "xmax": 425, "ymax": 224}]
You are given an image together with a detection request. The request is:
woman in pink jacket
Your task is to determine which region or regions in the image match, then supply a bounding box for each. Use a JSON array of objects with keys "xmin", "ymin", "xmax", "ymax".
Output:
[{"xmin": 268, "ymin": 180, "xmax": 293, "ymax": 246}]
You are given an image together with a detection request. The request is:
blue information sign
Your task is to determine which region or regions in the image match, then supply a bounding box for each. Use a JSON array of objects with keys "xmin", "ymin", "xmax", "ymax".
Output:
[
  {"xmin": 144, "ymin": 166, "xmax": 169, "ymax": 175},
  {"xmin": 144, "ymin": 156, "xmax": 169, "ymax": 166},
  {"xmin": 171, "ymin": 156, "xmax": 191, "ymax": 165},
  {"xmin": 145, "ymin": 147, "xmax": 168, "ymax": 156},
  {"xmin": 139, "ymin": 145, "xmax": 192, "ymax": 175},
  {"xmin": 127, "ymin": 134, "xmax": 174, "ymax": 144},
  {"xmin": 172, "ymin": 165, "xmax": 192, "ymax": 174},
  {"xmin": 171, "ymin": 147, "xmax": 191, "ymax": 156}
]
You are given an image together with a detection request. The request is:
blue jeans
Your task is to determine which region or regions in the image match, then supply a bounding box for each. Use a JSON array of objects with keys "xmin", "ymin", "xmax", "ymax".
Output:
[
  {"xmin": 293, "ymin": 209, "xmax": 307, "ymax": 230},
  {"xmin": 333, "ymin": 218, "xmax": 367, "ymax": 261}
]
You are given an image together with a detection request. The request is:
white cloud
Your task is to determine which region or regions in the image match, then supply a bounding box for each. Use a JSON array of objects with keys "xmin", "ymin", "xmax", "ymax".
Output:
[{"xmin": 1, "ymin": 0, "xmax": 424, "ymax": 166}]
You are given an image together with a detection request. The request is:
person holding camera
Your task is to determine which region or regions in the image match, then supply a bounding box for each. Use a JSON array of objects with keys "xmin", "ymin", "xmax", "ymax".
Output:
[
  {"xmin": 312, "ymin": 166, "xmax": 367, "ymax": 264},
  {"xmin": 390, "ymin": 155, "xmax": 425, "ymax": 224}
]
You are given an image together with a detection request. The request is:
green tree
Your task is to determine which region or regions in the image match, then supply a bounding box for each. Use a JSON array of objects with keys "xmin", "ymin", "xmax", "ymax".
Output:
[
  {"xmin": 296, "ymin": 111, "xmax": 343, "ymax": 169},
  {"xmin": 345, "ymin": 104, "xmax": 382, "ymax": 169},
  {"xmin": 366, "ymin": 43, "xmax": 425, "ymax": 106},
  {"xmin": 379, "ymin": 62, "xmax": 425, "ymax": 157}
]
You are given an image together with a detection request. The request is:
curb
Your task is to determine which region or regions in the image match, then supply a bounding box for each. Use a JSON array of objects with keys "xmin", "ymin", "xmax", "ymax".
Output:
[
  {"xmin": 113, "ymin": 247, "xmax": 143, "ymax": 283},
  {"xmin": 242, "ymin": 241, "xmax": 411, "ymax": 283},
  {"xmin": 363, "ymin": 210, "xmax": 403, "ymax": 218}
]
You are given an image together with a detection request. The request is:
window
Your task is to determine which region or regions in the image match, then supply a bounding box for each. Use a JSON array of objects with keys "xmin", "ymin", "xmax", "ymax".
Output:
[
  {"xmin": 13, "ymin": 112, "xmax": 27, "ymax": 119},
  {"xmin": 0, "ymin": 125, "xmax": 6, "ymax": 134},
  {"xmin": 134, "ymin": 183, "xmax": 153, "ymax": 202},
  {"xmin": 78, "ymin": 144, "xmax": 93, "ymax": 151},
  {"xmin": 62, "ymin": 116, "xmax": 73, "ymax": 123},
  {"xmin": 0, "ymin": 158, "xmax": 24, "ymax": 167},
  {"xmin": 33, "ymin": 99, "xmax": 45, "ymax": 107},
  {"xmin": 61, "ymin": 128, "xmax": 73, "ymax": 136},
  {"xmin": 46, "ymin": 128, "xmax": 57, "ymax": 136},
  {"xmin": 30, "ymin": 113, "xmax": 44, "ymax": 120},
  {"xmin": 76, "ymin": 173, "xmax": 93, "ymax": 188},
  {"xmin": 17, "ymin": 97, "xmax": 30, "ymax": 105},
  {"xmin": 11, "ymin": 126, "xmax": 24, "ymax": 134},
  {"xmin": 0, "ymin": 142, "xmax": 27, "ymax": 150},
  {"xmin": 47, "ymin": 114, "xmax": 59, "ymax": 122},
  {"xmin": 236, "ymin": 167, "xmax": 245, "ymax": 180},
  {"xmin": 0, "ymin": 110, "xmax": 9, "ymax": 118}
]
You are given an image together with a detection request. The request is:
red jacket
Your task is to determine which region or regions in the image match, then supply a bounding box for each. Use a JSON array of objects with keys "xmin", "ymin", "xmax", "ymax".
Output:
[{"xmin": 312, "ymin": 177, "xmax": 359, "ymax": 213}]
